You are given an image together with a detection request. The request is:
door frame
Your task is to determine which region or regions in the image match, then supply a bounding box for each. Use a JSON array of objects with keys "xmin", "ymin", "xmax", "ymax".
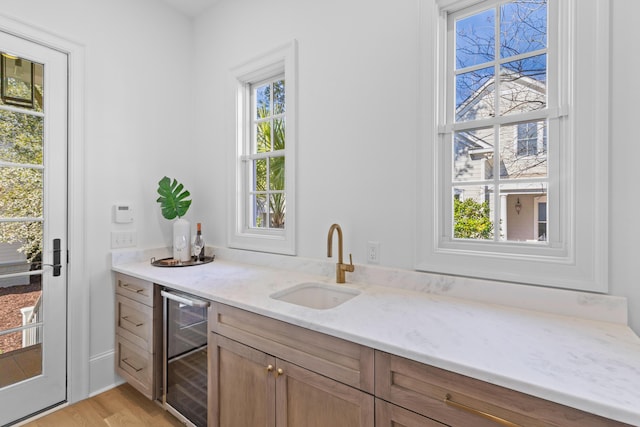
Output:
[{"xmin": 0, "ymin": 14, "xmax": 88, "ymax": 406}]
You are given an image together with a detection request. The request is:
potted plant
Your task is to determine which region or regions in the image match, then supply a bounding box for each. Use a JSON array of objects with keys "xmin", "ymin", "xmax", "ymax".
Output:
[{"xmin": 156, "ymin": 176, "xmax": 192, "ymax": 262}]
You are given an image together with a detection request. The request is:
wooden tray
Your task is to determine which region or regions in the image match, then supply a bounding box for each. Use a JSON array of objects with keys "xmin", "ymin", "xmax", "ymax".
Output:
[{"xmin": 150, "ymin": 255, "xmax": 215, "ymax": 267}]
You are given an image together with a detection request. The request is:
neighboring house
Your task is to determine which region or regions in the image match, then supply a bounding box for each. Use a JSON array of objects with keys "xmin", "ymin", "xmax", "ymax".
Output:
[
  {"xmin": 454, "ymin": 69, "xmax": 548, "ymax": 242},
  {"xmin": 0, "ymin": 242, "xmax": 29, "ymax": 287}
]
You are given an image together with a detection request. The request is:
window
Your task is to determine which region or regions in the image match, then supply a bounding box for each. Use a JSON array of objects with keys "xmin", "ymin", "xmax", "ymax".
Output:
[
  {"xmin": 450, "ymin": 0, "xmax": 551, "ymax": 243},
  {"xmin": 228, "ymin": 41, "xmax": 297, "ymax": 255},
  {"xmin": 249, "ymin": 77, "xmax": 286, "ymax": 229},
  {"xmin": 417, "ymin": 0, "xmax": 609, "ymax": 292},
  {"xmin": 516, "ymin": 122, "xmax": 545, "ymax": 157}
]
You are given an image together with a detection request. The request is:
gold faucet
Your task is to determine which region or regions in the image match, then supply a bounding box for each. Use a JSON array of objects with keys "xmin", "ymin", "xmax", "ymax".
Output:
[{"xmin": 327, "ymin": 223, "xmax": 355, "ymax": 283}]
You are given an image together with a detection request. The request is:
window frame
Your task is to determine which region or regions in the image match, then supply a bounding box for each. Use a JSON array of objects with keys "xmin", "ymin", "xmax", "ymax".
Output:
[
  {"xmin": 228, "ymin": 41, "xmax": 297, "ymax": 255},
  {"xmin": 416, "ymin": 0, "xmax": 609, "ymax": 292}
]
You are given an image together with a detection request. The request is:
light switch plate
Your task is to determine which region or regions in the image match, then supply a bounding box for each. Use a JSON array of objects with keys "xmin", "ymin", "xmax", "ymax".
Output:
[{"xmin": 111, "ymin": 231, "xmax": 137, "ymax": 249}]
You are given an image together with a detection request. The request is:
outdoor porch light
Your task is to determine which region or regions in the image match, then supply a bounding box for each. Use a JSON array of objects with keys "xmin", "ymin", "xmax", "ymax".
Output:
[
  {"xmin": 1, "ymin": 52, "xmax": 35, "ymax": 109},
  {"xmin": 515, "ymin": 197, "xmax": 522, "ymax": 215}
]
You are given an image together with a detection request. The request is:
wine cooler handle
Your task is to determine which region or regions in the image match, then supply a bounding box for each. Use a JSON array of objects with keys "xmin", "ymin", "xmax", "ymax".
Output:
[{"xmin": 161, "ymin": 290, "xmax": 210, "ymax": 308}]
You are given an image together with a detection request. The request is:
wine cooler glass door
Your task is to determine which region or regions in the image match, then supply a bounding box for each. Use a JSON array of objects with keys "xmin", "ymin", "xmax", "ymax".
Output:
[{"xmin": 161, "ymin": 290, "xmax": 209, "ymax": 427}]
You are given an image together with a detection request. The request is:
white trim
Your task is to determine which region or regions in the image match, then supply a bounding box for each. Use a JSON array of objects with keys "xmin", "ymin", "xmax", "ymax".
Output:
[
  {"xmin": 88, "ymin": 350, "xmax": 121, "ymax": 395},
  {"xmin": 436, "ymin": 0, "xmax": 488, "ymax": 13},
  {"xmin": 228, "ymin": 40, "xmax": 297, "ymax": 255},
  {"xmin": 89, "ymin": 381, "xmax": 124, "ymax": 399},
  {"xmin": 0, "ymin": 13, "xmax": 88, "ymax": 403},
  {"xmin": 416, "ymin": 0, "xmax": 609, "ymax": 292}
]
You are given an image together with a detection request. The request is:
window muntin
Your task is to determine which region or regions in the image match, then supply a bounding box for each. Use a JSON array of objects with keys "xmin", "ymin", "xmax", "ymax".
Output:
[
  {"xmin": 448, "ymin": 0, "xmax": 550, "ymax": 244},
  {"xmin": 248, "ymin": 77, "xmax": 286, "ymax": 230}
]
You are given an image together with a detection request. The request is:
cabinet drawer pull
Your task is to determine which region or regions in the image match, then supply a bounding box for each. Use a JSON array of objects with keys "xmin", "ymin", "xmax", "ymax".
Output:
[
  {"xmin": 266, "ymin": 364, "xmax": 274, "ymax": 373},
  {"xmin": 444, "ymin": 394, "xmax": 521, "ymax": 427},
  {"xmin": 122, "ymin": 358, "xmax": 144, "ymax": 372},
  {"xmin": 276, "ymin": 368, "xmax": 284, "ymax": 377},
  {"xmin": 121, "ymin": 316, "xmax": 144, "ymax": 327},
  {"xmin": 121, "ymin": 283, "xmax": 145, "ymax": 294}
]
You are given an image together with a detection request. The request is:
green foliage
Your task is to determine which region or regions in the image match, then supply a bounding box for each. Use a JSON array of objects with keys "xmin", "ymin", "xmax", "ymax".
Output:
[
  {"xmin": 0, "ymin": 104, "xmax": 44, "ymax": 262},
  {"xmin": 156, "ymin": 176, "xmax": 192, "ymax": 220},
  {"xmin": 453, "ymin": 197, "xmax": 493, "ymax": 239},
  {"xmin": 255, "ymin": 80, "xmax": 286, "ymax": 229}
]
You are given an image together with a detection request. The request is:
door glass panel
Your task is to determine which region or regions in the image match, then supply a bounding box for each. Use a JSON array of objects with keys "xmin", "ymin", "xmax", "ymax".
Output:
[
  {"xmin": 0, "ymin": 52, "xmax": 44, "ymax": 388},
  {"xmin": 0, "ymin": 110, "xmax": 43, "ymax": 164},
  {"xmin": 1, "ymin": 54, "xmax": 44, "ymax": 111},
  {"xmin": 0, "ymin": 167, "xmax": 43, "ymax": 217}
]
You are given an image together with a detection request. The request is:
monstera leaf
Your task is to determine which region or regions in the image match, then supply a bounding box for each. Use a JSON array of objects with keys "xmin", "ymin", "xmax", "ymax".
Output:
[{"xmin": 156, "ymin": 176, "xmax": 192, "ymax": 220}]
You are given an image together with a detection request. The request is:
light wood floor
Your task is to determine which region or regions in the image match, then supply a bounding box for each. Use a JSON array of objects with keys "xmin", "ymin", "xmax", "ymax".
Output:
[
  {"xmin": 22, "ymin": 383, "xmax": 184, "ymax": 427},
  {"xmin": 0, "ymin": 344, "xmax": 42, "ymax": 388}
]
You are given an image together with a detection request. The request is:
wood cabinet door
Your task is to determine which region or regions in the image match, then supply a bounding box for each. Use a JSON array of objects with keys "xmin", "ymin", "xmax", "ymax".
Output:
[
  {"xmin": 275, "ymin": 359, "xmax": 374, "ymax": 427},
  {"xmin": 375, "ymin": 399, "xmax": 447, "ymax": 427},
  {"xmin": 209, "ymin": 333, "xmax": 276, "ymax": 427}
]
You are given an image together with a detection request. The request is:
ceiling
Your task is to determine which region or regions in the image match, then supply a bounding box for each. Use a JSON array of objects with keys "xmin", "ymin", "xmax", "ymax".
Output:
[{"xmin": 158, "ymin": 0, "xmax": 220, "ymax": 17}]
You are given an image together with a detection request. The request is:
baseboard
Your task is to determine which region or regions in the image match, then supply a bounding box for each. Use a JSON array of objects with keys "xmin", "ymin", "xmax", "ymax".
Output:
[{"xmin": 89, "ymin": 350, "xmax": 123, "ymax": 396}]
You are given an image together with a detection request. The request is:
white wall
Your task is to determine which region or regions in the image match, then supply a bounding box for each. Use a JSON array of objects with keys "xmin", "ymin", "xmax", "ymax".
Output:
[
  {"xmin": 1, "ymin": 0, "xmax": 638, "ymax": 398},
  {"xmin": 192, "ymin": 0, "xmax": 640, "ymax": 335},
  {"xmin": 192, "ymin": 0, "xmax": 419, "ymax": 268},
  {"xmin": 610, "ymin": 0, "xmax": 640, "ymax": 335},
  {"xmin": 0, "ymin": 0, "xmax": 195, "ymax": 393}
]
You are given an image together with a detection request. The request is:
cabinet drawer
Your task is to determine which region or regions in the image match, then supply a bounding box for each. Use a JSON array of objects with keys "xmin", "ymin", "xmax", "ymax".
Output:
[
  {"xmin": 375, "ymin": 351, "xmax": 629, "ymax": 427},
  {"xmin": 375, "ymin": 399, "xmax": 446, "ymax": 427},
  {"xmin": 211, "ymin": 302, "xmax": 374, "ymax": 393},
  {"xmin": 116, "ymin": 294, "xmax": 154, "ymax": 352},
  {"xmin": 115, "ymin": 273, "xmax": 154, "ymax": 306},
  {"xmin": 115, "ymin": 335, "xmax": 155, "ymax": 399}
]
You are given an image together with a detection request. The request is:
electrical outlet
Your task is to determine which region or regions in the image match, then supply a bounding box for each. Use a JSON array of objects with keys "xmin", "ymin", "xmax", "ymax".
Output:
[{"xmin": 367, "ymin": 241, "xmax": 380, "ymax": 264}]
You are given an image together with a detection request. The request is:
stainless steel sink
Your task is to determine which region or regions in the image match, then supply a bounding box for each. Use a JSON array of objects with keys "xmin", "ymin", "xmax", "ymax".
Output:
[{"xmin": 270, "ymin": 282, "xmax": 360, "ymax": 309}]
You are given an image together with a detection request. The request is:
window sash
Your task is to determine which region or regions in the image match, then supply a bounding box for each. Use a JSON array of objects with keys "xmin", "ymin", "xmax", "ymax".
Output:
[
  {"xmin": 244, "ymin": 77, "xmax": 286, "ymax": 232},
  {"xmin": 442, "ymin": 0, "xmax": 556, "ymax": 246}
]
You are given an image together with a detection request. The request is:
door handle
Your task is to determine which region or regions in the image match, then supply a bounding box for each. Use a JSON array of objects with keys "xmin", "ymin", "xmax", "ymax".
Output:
[{"xmin": 53, "ymin": 238, "xmax": 61, "ymax": 277}]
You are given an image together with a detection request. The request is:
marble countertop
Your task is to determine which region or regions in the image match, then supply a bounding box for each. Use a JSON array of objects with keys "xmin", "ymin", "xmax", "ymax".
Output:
[{"xmin": 113, "ymin": 254, "xmax": 640, "ymax": 425}]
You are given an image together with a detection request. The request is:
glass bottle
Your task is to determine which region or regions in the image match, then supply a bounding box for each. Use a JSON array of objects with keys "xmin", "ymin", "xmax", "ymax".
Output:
[{"xmin": 193, "ymin": 222, "xmax": 205, "ymax": 262}]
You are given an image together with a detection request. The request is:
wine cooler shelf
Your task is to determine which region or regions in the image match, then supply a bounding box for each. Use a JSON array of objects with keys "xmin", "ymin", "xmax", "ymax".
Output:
[{"xmin": 167, "ymin": 348, "xmax": 207, "ymax": 427}]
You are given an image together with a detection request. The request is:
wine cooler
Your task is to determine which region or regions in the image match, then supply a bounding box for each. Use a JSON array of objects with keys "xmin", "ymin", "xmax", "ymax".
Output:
[{"xmin": 161, "ymin": 289, "xmax": 209, "ymax": 427}]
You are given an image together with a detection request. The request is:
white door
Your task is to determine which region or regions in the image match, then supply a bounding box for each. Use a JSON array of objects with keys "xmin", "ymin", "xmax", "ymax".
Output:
[{"xmin": 0, "ymin": 31, "xmax": 68, "ymax": 426}]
